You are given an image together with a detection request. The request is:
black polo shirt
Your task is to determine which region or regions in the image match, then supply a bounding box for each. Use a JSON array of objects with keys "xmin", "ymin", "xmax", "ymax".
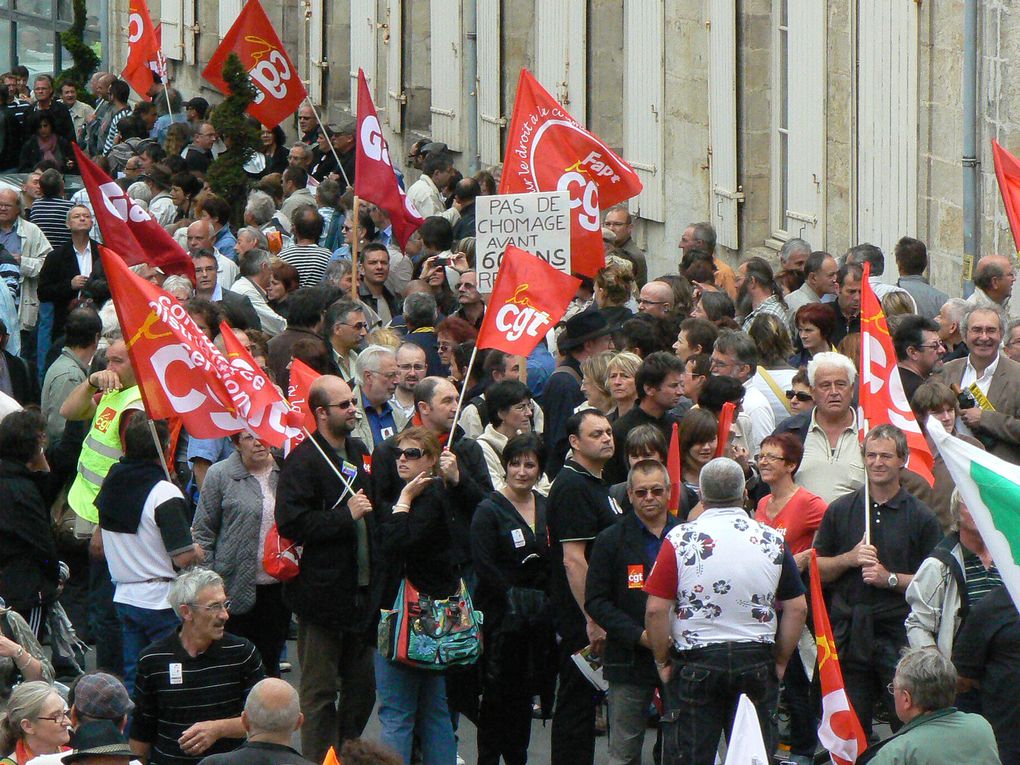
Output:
[
  {"xmin": 547, "ymin": 459, "xmax": 623, "ymax": 644},
  {"xmin": 605, "ymin": 405, "xmax": 678, "ymax": 485},
  {"xmin": 814, "ymin": 485, "xmax": 941, "ymax": 633}
]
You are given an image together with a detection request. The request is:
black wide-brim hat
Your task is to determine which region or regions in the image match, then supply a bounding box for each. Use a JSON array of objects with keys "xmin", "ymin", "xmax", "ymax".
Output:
[{"xmin": 558, "ymin": 309, "xmax": 613, "ymax": 352}]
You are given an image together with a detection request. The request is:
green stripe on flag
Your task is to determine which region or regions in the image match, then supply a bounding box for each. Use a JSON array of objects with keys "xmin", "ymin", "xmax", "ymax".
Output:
[{"xmin": 971, "ymin": 460, "xmax": 1020, "ymax": 562}]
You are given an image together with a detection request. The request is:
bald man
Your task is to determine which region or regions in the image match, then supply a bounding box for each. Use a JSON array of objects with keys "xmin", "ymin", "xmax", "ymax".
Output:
[
  {"xmin": 969, "ymin": 254, "xmax": 1015, "ymax": 317},
  {"xmin": 637, "ymin": 280, "xmax": 675, "ymax": 319}
]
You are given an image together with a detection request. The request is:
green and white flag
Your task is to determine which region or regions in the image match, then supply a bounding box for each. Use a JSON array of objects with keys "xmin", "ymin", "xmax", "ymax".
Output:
[{"xmin": 928, "ymin": 417, "xmax": 1020, "ymax": 609}]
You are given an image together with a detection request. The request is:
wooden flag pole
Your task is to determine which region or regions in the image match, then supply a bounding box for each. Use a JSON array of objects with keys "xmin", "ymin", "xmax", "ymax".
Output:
[
  {"xmin": 147, "ymin": 419, "xmax": 173, "ymax": 482},
  {"xmin": 350, "ymin": 195, "xmax": 360, "ymax": 301},
  {"xmin": 447, "ymin": 344, "xmax": 479, "ymax": 445},
  {"xmin": 862, "ymin": 417, "xmax": 871, "ymax": 546},
  {"xmin": 301, "ymin": 427, "xmax": 357, "ymax": 503},
  {"xmin": 303, "ymin": 97, "xmax": 352, "ymax": 189}
]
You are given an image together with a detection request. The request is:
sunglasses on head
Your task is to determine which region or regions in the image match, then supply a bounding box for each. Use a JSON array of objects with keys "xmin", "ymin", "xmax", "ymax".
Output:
[
  {"xmin": 394, "ymin": 447, "xmax": 425, "ymax": 460},
  {"xmin": 785, "ymin": 390, "xmax": 812, "ymax": 402}
]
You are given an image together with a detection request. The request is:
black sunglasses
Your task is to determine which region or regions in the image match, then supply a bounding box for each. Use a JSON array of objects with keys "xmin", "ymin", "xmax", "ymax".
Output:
[
  {"xmin": 394, "ymin": 447, "xmax": 425, "ymax": 460},
  {"xmin": 785, "ymin": 390, "xmax": 812, "ymax": 402}
]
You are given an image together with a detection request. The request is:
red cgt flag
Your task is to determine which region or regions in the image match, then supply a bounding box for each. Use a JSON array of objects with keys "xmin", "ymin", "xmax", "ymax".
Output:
[
  {"xmin": 810, "ymin": 550, "xmax": 868, "ymax": 765},
  {"xmin": 203, "ymin": 0, "xmax": 307, "ymax": 129},
  {"xmin": 122, "ymin": 0, "xmax": 165, "ymax": 99},
  {"xmin": 74, "ymin": 145, "xmax": 194, "ymax": 281},
  {"xmin": 667, "ymin": 422, "xmax": 681, "ymax": 516},
  {"xmin": 355, "ymin": 68, "xmax": 425, "ymax": 249},
  {"xmin": 476, "ymin": 245, "xmax": 580, "ymax": 357},
  {"xmin": 993, "ymin": 139, "xmax": 1020, "ymax": 253},
  {"xmin": 101, "ymin": 246, "xmax": 299, "ymax": 447},
  {"xmin": 859, "ymin": 262, "xmax": 935, "ymax": 485},
  {"xmin": 714, "ymin": 402, "xmax": 736, "ymax": 458},
  {"xmin": 286, "ymin": 358, "xmax": 320, "ymax": 435},
  {"xmin": 499, "ymin": 68, "xmax": 643, "ymax": 277}
]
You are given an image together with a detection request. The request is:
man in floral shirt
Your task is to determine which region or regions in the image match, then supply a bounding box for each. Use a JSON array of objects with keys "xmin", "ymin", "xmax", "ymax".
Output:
[{"xmin": 645, "ymin": 457, "xmax": 807, "ymax": 763}]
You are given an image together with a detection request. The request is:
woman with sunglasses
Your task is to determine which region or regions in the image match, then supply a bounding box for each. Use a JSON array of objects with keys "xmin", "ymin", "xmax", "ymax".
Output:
[
  {"xmin": 471, "ymin": 433, "xmax": 555, "ymax": 765},
  {"xmin": 785, "ymin": 369, "xmax": 814, "ymax": 415},
  {"xmin": 0, "ymin": 682, "xmax": 70, "ymax": 764},
  {"xmin": 376, "ymin": 427, "xmax": 461, "ymax": 764}
]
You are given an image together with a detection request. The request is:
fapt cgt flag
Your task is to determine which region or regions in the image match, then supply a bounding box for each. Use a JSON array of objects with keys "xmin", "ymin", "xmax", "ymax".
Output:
[
  {"xmin": 476, "ymin": 246, "xmax": 579, "ymax": 357},
  {"xmin": 202, "ymin": 0, "xmax": 306, "ymax": 129},
  {"xmin": 928, "ymin": 417, "xmax": 1020, "ymax": 612}
]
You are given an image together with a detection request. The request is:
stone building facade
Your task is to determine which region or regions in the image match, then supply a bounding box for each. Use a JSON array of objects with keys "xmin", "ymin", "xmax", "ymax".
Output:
[{"xmin": 101, "ymin": 0, "xmax": 1020, "ymax": 298}]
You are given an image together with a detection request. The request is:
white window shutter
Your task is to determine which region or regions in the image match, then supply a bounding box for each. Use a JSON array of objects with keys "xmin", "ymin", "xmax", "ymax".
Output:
[
  {"xmin": 182, "ymin": 0, "xmax": 196, "ymax": 65},
  {"xmin": 708, "ymin": 0, "xmax": 740, "ymax": 249},
  {"xmin": 218, "ymin": 0, "xmax": 243, "ymax": 40},
  {"xmin": 350, "ymin": 0, "xmax": 378, "ymax": 114},
  {"xmin": 624, "ymin": 1, "xmax": 664, "ymax": 222},
  {"xmin": 534, "ymin": 0, "xmax": 586, "ymax": 122},
  {"xmin": 306, "ymin": 0, "xmax": 325, "ymax": 106},
  {"xmin": 385, "ymin": 0, "xmax": 404, "ymax": 132},
  {"xmin": 159, "ymin": 0, "xmax": 183, "ymax": 60},
  {"xmin": 784, "ymin": 0, "xmax": 825, "ymax": 246},
  {"xmin": 476, "ymin": 0, "xmax": 502, "ymax": 165},
  {"xmin": 430, "ymin": 0, "xmax": 462, "ymax": 150}
]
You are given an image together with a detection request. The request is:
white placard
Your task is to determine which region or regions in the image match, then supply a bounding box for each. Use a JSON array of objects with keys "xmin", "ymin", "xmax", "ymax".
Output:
[{"xmin": 475, "ymin": 191, "xmax": 571, "ymax": 293}]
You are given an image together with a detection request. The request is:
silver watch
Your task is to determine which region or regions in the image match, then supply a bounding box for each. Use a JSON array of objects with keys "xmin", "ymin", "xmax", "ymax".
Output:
[{"xmin": 887, "ymin": 573, "xmax": 899, "ymax": 589}]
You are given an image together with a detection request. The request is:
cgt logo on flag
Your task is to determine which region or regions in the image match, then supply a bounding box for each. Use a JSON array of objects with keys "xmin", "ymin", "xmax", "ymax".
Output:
[
  {"xmin": 243, "ymin": 34, "xmax": 294, "ymax": 106},
  {"xmin": 493, "ymin": 284, "xmax": 553, "ymax": 343}
]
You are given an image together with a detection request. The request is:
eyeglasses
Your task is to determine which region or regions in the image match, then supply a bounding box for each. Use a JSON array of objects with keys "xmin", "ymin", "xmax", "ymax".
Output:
[
  {"xmin": 190, "ymin": 600, "xmax": 232, "ymax": 613},
  {"xmin": 341, "ymin": 322, "xmax": 368, "ymax": 331},
  {"xmin": 914, "ymin": 342, "xmax": 945, "ymax": 351},
  {"xmin": 367, "ymin": 369, "xmax": 399, "ymax": 380},
  {"xmin": 394, "ymin": 447, "xmax": 426, "ymax": 460},
  {"xmin": 785, "ymin": 390, "xmax": 813, "ymax": 402},
  {"xmin": 637, "ymin": 298, "xmax": 670, "ymax": 307},
  {"xmin": 36, "ymin": 710, "xmax": 71, "ymax": 724},
  {"xmin": 633, "ymin": 487, "xmax": 666, "ymax": 498},
  {"xmin": 398, "ymin": 363, "xmax": 427, "ymax": 372},
  {"xmin": 887, "ymin": 682, "xmax": 898, "ymax": 695},
  {"xmin": 324, "ymin": 399, "xmax": 355, "ymax": 410},
  {"xmin": 438, "ymin": 342, "xmax": 453, "ymax": 352},
  {"xmin": 757, "ymin": 452, "xmax": 787, "ymax": 464},
  {"xmin": 510, "ymin": 401, "xmax": 534, "ymax": 413}
]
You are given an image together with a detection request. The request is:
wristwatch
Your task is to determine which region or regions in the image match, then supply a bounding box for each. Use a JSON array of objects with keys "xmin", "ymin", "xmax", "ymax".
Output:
[{"xmin": 887, "ymin": 573, "xmax": 899, "ymax": 589}]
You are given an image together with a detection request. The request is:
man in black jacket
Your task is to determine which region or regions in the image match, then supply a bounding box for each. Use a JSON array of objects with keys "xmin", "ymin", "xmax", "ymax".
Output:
[
  {"xmin": 586, "ymin": 460, "xmax": 677, "ymax": 765},
  {"xmin": 193, "ymin": 249, "xmax": 261, "ymax": 331},
  {"xmin": 275, "ymin": 374, "xmax": 376, "ymax": 764}
]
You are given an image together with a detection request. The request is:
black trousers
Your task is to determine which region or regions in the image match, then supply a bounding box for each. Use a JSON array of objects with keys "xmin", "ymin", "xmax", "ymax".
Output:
[
  {"xmin": 551, "ymin": 632, "xmax": 598, "ymax": 765},
  {"xmin": 226, "ymin": 583, "xmax": 291, "ymax": 677},
  {"xmin": 841, "ymin": 635, "xmax": 903, "ymax": 741},
  {"xmin": 477, "ymin": 635, "xmax": 535, "ymax": 765}
]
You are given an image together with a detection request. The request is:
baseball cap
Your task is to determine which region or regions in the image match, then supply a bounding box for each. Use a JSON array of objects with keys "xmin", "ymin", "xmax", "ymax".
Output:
[{"xmin": 72, "ymin": 673, "xmax": 134, "ymax": 720}]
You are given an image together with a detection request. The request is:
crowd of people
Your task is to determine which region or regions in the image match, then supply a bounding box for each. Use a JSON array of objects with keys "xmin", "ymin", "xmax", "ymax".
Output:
[{"xmin": 0, "ymin": 64, "xmax": 1017, "ymax": 765}]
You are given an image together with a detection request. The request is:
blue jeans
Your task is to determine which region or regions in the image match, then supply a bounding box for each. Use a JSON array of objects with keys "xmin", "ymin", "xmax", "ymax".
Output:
[
  {"xmin": 115, "ymin": 602, "xmax": 179, "ymax": 693},
  {"xmin": 374, "ymin": 652, "xmax": 457, "ymax": 765},
  {"xmin": 661, "ymin": 643, "xmax": 779, "ymax": 765}
]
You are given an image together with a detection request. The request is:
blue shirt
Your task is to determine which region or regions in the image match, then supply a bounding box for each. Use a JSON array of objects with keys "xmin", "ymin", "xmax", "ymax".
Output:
[
  {"xmin": 215, "ymin": 226, "xmax": 238, "ymax": 263},
  {"xmin": 362, "ymin": 391, "xmax": 397, "ymax": 447},
  {"xmin": 0, "ymin": 226, "xmax": 21, "ymax": 257},
  {"xmin": 527, "ymin": 341, "xmax": 555, "ymax": 401}
]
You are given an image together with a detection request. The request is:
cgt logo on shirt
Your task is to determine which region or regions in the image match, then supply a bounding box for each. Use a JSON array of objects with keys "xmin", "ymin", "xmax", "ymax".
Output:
[
  {"xmin": 627, "ymin": 565, "xmax": 644, "ymax": 589},
  {"xmin": 93, "ymin": 407, "xmax": 117, "ymax": 434}
]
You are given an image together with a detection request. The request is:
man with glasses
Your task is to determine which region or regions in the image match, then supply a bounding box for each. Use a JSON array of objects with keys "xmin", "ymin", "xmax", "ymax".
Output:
[
  {"xmin": 604, "ymin": 206, "xmax": 647, "ymax": 286},
  {"xmin": 26, "ymin": 74, "xmax": 77, "ymax": 145},
  {"xmin": 324, "ymin": 298, "xmax": 367, "ymax": 386},
  {"xmin": 192, "ymin": 249, "xmax": 260, "ymax": 332},
  {"xmin": 893, "ymin": 316, "xmax": 944, "ymax": 403},
  {"xmin": 967, "ymin": 254, "xmax": 1015, "ymax": 317},
  {"xmin": 391, "ymin": 343, "xmax": 427, "ymax": 418},
  {"xmin": 710, "ymin": 329, "xmax": 775, "ymax": 454},
  {"xmin": 130, "ymin": 569, "xmax": 265, "ymax": 764},
  {"xmin": 939, "ymin": 305, "xmax": 1020, "ymax": 463},
  {"xmin": 296, "ymin": 103, "xmax": 319, "ymax": 144},
  {"xmin": 635, "ymin": 280, "xmax": 674, "ymax": 320},
  {"xmin": 275, "ymin": 374, "xmax": 376, "ymax": 763},
  {"xmin": 1004, "ymin": 318, "xmax": 1020, "ymax": 364},
  {"xmin": 184, "ymin": 122, "xmax": 217, "ymax": 174},
  {"xmin": 352, "ymin": 345, "xmax": 407, "ymax": 451}
]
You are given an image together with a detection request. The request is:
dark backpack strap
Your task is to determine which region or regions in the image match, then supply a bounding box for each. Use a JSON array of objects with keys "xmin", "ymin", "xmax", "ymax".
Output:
[
  {"xmin": 927, "ymin": 536, "xmax": 970, "ymax": 620},
  {"xmin": 553, "ymin": 364, "xmax": 582, "ymax": 385}
]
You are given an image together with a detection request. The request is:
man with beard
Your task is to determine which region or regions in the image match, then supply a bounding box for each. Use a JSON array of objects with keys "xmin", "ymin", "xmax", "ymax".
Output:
[
  {"xmin": 893, "ymin": 316, "xmax": 944, "ymax": 403},
  {"xmin": 391, "ymin": 343, "xmax": 426, "ymax": 419},
  {"xmin": 737, "ymin": 257, "xmax": 788, "ymax": 331}
]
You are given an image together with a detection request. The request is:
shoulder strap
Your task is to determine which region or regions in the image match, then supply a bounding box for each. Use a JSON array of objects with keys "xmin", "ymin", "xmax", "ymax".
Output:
[
  {"xmin": 554, "ymin": 364, "xmax": 582, "ymax": 384},
  {"xmin": 757, "ymin": 366, "xmax": 793, "ymax": 415},
  {"xmin": 927, "ymin": 545, "xmax": 970, "ymax": 619}
]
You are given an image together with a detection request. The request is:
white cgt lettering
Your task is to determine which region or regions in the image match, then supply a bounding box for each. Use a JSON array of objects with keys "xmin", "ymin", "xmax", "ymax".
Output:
[
  {"xmin": 151, "ymin": 345, "xmax": 208, "ymax": 413},
  {"xmin": 360, "ymin": 115, "xmax": 391, "ymax": 166},
  {"xmin": 557, "ymin": 171, "xmax": 600, "ymax": 232},
  {"xmin": 494, "ymin": 304, "xmax": 551, "ymax": 343},
  {"xmin": 249, "ymin": 50, "xmax": 291, "ymax": 105},
  {"xmin": 128, "ymin": 13, "xmax": 143, "ymax": 43}
]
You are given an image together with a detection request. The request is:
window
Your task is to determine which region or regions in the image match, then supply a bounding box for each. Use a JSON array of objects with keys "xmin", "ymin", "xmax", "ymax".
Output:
[{"xmin": 0, "ymin": 0, "xmax": 100, "ymax": 77}]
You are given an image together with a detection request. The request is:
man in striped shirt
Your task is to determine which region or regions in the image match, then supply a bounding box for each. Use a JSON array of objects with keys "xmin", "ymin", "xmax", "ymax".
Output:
[
  {"xmin": 279, "ymin": 207, "xmax": 331, "ymax": 288},
  {"xmin": 130, "ymin": 569, "xmax": 265, "ymax": 765}
]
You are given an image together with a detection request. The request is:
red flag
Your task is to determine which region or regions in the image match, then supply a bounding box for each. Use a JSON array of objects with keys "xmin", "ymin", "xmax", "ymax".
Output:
[
  {"xmin": 355, "ymin": 69, "xmax": 425, "ymax": 249},
  {"xmin": 667, "ymin": 422, "xmax": 681, "ymax": 516},
  {"xmin": 499, "ymin": 69, "xmax": 643, "ymax": 277},
  {"xmin": 101, "ymin": 245, "xmax": 299, "ymax": 447},
  {"xmin": 202, "ymin": 0, "xmax": 307, "ymax": 129},
  {"xmin": 993, "ymin": 140, "xmax": 1020, "ymax": 253},
  {"xmin": 282, "ymin": 358, "xmax": 321, "ymax": 454},
  {"xmin": 859, "ymin": 262, "xmax": 935, "ymax": 485},
  {"xmin": 321, "ymin": 747, "xmax": 341, "ymax": 765},
  {"xmin": 73, "ymin": 145, "xmax": 194, "ymax": 281},
  {"xmin": 714, "ymin": 401, "xmax": 736, "ymax": 458},
  {"xmin": 122, "ymin": 0, "xmax": 164, "ymax": 99},
  {"xmin": 476, "ymin": 246, "xmax": 580, "ymax": 357},
  {"xmin": 810, "ymin": 550, "xmax": 868, "ymax": 765}
]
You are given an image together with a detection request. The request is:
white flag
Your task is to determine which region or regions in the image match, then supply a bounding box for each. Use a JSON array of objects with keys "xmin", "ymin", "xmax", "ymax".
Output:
[{"xmin": 723, "ymin": 694, "xmax": 770, "ymax": 765}]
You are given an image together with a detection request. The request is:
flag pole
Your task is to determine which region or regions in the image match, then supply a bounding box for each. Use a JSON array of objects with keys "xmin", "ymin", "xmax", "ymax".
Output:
[
  {"xmin": 863, "ymin": 417, "xmax": 871, "ymax": 546},
  {"xmin": 350, "ymin": 195, "xmax": 360, "ymax": 301},
  {"xmin": 302, "ymin": 426, "xmax": 357, "ymax": 502},
  {"xmin": 161, "ymin": 80, "xmax": 174, "ymax": 124},
  {"xmin": 447, "ymin": 344, "xmax": 479, "ymax": 444},
  {"xmin": 302, "ymin": 96, "xmax": 352, "ymax": 189},
  {"xmin": 147, "ymin": 419, "xmax": 173, "ymax": 482}
]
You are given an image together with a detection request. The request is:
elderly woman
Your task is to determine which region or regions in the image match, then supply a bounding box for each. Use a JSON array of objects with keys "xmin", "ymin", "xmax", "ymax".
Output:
[
  {"xmin": 477, "ymin": 381, "xmax": 551, "ymax": 495},
  {"xmin": 193, "ymin": 430, "xmax": 290, "ymax": 676},
  {"xmin": 0, "ymin": 682, "xmax": 70, "ymax": 764},
  {"xmin": 606, "ymin": 351, "xmax": 641, "ymax": 419},
  {"xmin": 471, "ymin": 433, "xmax": 555, "ymax": 765}
]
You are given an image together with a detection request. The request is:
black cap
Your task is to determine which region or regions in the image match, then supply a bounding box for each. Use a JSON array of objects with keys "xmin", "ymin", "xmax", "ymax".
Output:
[{"xmin": 558, "ymin": 309, "xmax": 612, "ymax": 351}]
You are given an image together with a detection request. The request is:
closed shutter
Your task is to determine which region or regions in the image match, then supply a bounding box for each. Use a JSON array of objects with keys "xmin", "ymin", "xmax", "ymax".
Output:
[
  {"xmin": 182, "ymin": 0, "xmax": 196, "ymax": 65},
  {"xmin": 708, "ymin": 0, "xmax": 741, "ymax": 249},
  {"xmin": 307, "ymin": 0, "xmax": 326, "ymax": 106},
  {"xmin": 476, "ymin": 0, "xmax": 502, "ymax": 165},
  {"xmin": 430, "ymin": 0, "xmax": 462, "ymax": 150},
  {"xmin": 624, "ymin": 1, "xmax": 664, "ymax": 222},
  {"xmin": 781, "ymin": 0, "xmax": 826, "ymax": 245},
  {"xmin": 350, "ymin": 0, "xmax": 378, "ymax": 113},
  {"xmin": 534, "ymin": 0, "xmax": 586, "ymax": 121},
  {"xmin": 159, "ymin": 0, "xmax": 183, "ymax": 60},
  {"xmin": 385, "ymin": 0, "xmax": 404, "ymax": 132},
  {"xmin": 218, "ymin": 0, "xmax": 243, "ymax": 40}
]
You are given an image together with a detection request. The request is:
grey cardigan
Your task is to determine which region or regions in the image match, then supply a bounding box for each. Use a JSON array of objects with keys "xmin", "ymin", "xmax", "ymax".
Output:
[{"xmin": 192, "ymin": 452, "xmax": 280, "ymax": 614}]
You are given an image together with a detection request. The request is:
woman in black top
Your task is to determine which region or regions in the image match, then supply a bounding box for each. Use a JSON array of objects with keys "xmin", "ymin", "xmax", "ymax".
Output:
[
  {"xmin": 471, "ymin": 433, "xmax": 556, "ymax": 765},
  {"xmin": 375, "ymin": 427, "xmax": 459, "ymax": 765}
]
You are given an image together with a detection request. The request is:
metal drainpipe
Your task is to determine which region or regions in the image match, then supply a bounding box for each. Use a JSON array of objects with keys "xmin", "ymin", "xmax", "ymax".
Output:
[
  {"xmin": 100, "ymin": 0, "xmax": 110, "ymax": 71},
  {"xmin": 463, "ymin": 0, "xmax": 479, "ymax": 175},
  {"xmin": 962, "ymin": 0, "xmax": 979, "ymax": 297}
]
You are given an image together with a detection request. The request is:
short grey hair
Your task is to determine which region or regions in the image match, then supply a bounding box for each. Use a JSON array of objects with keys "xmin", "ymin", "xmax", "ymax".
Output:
[
  {"xmin": 699, "ymin": 458, "xmax": 745, "ymax": 507},
  {"xmin": 161, "ymin": 275, "xmax": 193, "ymax": 300},
  {"xmin": 66, "ymin": 204, "xmax": 91, "ymax": 226},
  {"xmin": 894, "ymin": 647, "xmax": 957, "ymax": 712},
  {"xmin": 948, "ymin": 488, "xmax": 963, "ymax": 532},
  {"xmin": 244, "ymin": 679, "xmax": 301, "ymax": 735},
  {"xmin": 940, "ymin": 297, "xmax": 969, "ymax": 329},
  {"xmin": 356, "ymin": 344, "xmax": 396, "ymax": 377},
  {"xmin": 863, "ymin": 423, "xmax": 908, "ymax": 460},
  {"xmin": 807, "ymin": 351, "xmax": 857, "ymax": 386},
  {"xmin": 1006, "ymin": 318, "xmax": 1020, "ymax": 337},
  {"xmin": 169, "ymin": 568, "xmax": 224, "ymax": 618},
  {"xmin": 237, "ymin": 226, "xmax": 268, "ymax": 251},
  {"xmin": 323, "ymin": 259, "xmax": 353, "ymax": 288},
  {"xmin": 961, "ymin": 305, "xmax": 1006, "ymax": 336},
  {"xmin": 714, "ymin": 329, "xmax": 758, "ymax": 373},
  {"xmin": 779, "ymin": 238, "xmax": 812, "ymax": 264},
  {"xmin": 239, "ymin": 247, "xmax": 272, "ymax": 278},
  {"xmin": 245, "ymin": 190, "xmax": 276, "ymax": 226},
  {"xmin": 404, "ymin": 292, "xmax": 438, "ymax": 329},
  {"xmin": 626, "ymin": 459, "xmax": 670, "ymax": 493}
]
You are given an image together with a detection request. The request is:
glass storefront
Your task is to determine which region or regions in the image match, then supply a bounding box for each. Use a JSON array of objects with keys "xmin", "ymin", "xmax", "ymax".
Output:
[{"xmin": 0, "ymin": 0, "xmax": 101, "ymax": 78}]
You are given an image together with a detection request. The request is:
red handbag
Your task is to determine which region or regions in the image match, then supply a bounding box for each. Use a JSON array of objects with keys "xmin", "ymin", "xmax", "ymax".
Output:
[{"xmin": 262, "ymin": 524, "xmax": 302, "ymax": 581}]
